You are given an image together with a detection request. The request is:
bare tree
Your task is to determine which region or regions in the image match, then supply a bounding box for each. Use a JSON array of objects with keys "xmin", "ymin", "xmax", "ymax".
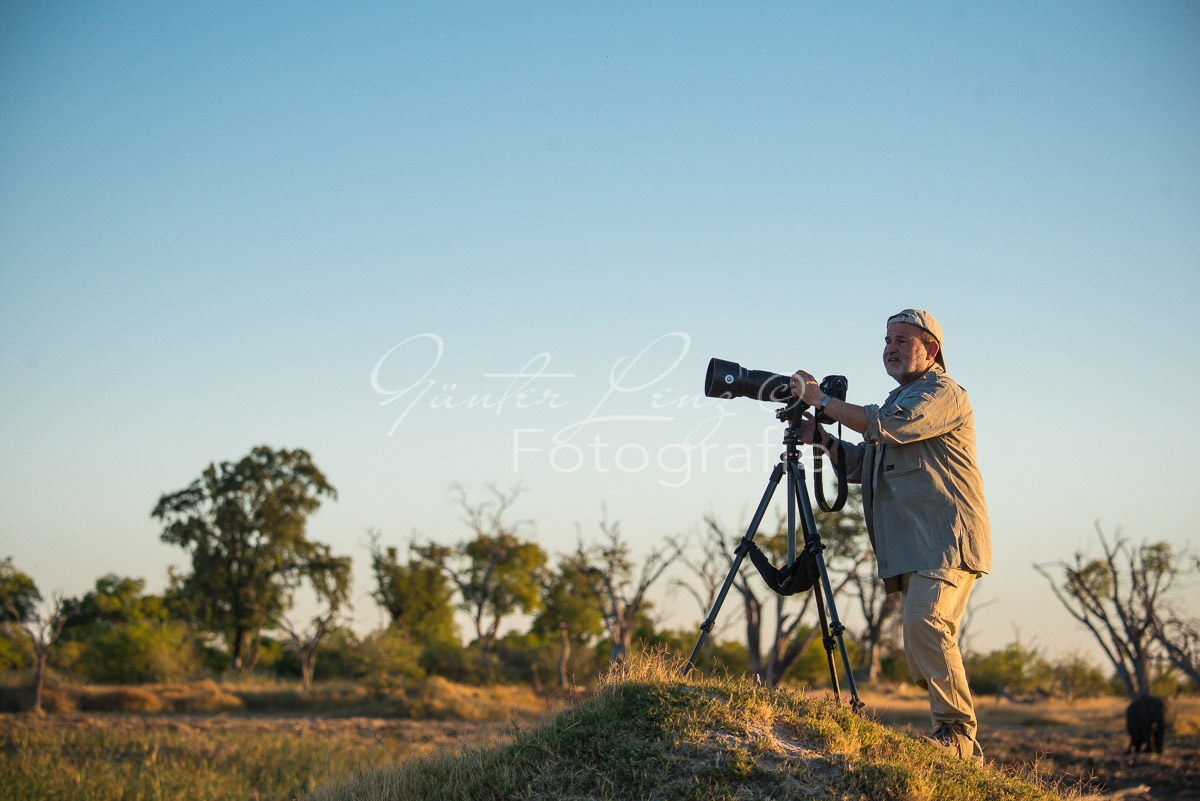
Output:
[
  {"xmin": 957, "ymin": 593, "xmax": 998, "ymax": 659},
  {"xmin": 6, "ymin": 594, "xmax": 65, "ymax": 713},
  {"xmin": 831, "ymin": 488, "xmax": 901, "ymax": 684},
  {"xmin": 1034, "ymin": 523, "xmax": 1178, "ymax": 698},
  {"xmin": 272, "ymin": 607, "xmax": 342, "ymax": 691},
  {"xmin": 1149, "ymin": 555, "xmax": 1200, "ymax": 688},
  {"xmin": 710, "ymin": 504, "xmax": 870, "ymax": 686},
  {"xmin": 674, "ymin": 524, "xmax": 738, "ymax": 655},
  {"xmin": 850, "ymin": 575, "xmax": 900, "ymax": 684},
  {"xmin": 415, "ymin": 485, "xmax": 546, "ymax": 658},
  {"xmin": 583, "ymin": 516, "xmax": 684, "ymax": 666}
]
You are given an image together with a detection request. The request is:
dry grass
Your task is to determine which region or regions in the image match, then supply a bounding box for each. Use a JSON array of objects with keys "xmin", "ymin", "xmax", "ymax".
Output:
[
  {"xmin": 308, "ymin": 651, "xmax": 1067, "ymax": 801},
  {"xmin": 0, "ymin": 712, "xmax": 504, "ymax": 801},
  {"xmin": 5, "ymin": 667, "xmax": 1195, "ymax": 801},
  {"xmin": 391, "ymin": 675, "xmax": 552, "ymax": 721},
  {"xmin": 859, "ymin": 688, "xmax": 1200, "ymax": 801}
]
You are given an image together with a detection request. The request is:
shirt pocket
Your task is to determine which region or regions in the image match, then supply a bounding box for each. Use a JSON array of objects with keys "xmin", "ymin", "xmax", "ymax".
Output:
[{"xmin": 882, "ymin": 447, "xmax": 924, "ymax": 478}]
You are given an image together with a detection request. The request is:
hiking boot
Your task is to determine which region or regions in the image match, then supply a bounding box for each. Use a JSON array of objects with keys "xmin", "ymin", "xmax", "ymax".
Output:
[{"xmin": 922, "ymin": 722, "xmax": 983, "ymax": 764}]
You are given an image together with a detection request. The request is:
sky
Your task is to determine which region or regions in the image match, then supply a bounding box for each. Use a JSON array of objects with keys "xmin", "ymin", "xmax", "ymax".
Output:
[{"xmin": 2, "ymin": 1, "xmax": 1198, "ymax": 664}]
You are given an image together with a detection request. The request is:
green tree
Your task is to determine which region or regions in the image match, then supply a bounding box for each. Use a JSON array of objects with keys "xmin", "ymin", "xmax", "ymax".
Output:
[
  {"xmin": 533, "ymin": 551, "xmax": 604, "ymax": 688},
  {"xmin": 369, "ymin": 530, "xmax": 457, "ymax": 643},
  {"xmin": 0, "ymin": 557, "xmax": 41, "ymax": 624},
  {"xmin": 59, "ymin": 574, "xmax": 200, "ymax": 683},
  {"xmin": 0, "ymin": 559, "xmax": 63, "ymax": 712},
  {"xmin": 152, "ymin": 445, "xmax": 345, "ymax": 671},
  {"xmin": 62, "ymin": 574, "xmax": 168, "ymax": 629},
  {"xmin": 415, "ymin": 486, "xmax": 546, "ymax": 659}
]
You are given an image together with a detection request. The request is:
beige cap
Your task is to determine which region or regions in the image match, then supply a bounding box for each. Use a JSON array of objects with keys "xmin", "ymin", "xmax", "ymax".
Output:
[{"xmin": 887, "ymin": 308, "xmax": 946, "ymax": 369}]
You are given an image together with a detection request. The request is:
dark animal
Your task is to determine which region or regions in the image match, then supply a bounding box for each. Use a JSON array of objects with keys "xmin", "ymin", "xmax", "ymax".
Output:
[{"xmin": 1125, "ymin": 695, "xmax": 1175, "ymax": 754}]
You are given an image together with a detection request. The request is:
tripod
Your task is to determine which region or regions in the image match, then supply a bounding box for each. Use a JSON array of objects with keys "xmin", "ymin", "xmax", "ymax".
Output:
[{"xmin": 684, "ymin": 401, "xmax": 863, "ymax": 710}]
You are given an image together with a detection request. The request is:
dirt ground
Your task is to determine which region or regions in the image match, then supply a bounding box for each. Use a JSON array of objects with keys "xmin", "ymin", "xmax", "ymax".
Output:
[{"xmin": 858, "ymin": 690, "xmax": 1200, "ymax": 801}]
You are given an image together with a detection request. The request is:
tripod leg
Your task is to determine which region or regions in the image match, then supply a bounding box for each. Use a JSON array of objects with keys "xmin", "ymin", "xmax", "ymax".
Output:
[
  {"xmin": 809, "ymin": 568, "xmax": 842, "ymax": 698},
  {"xmin": 789, "ymin": 462, "xmax": 864, "ymax": 709},
  {"xmin": 684, "ymin": 463, "xmax": 785, "ymax": 677}
]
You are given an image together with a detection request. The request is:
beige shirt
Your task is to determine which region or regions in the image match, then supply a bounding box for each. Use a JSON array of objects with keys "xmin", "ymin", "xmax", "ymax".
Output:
[{"xmin": 838, "ymin": 366, "xmax": 991, "ymax": 591}]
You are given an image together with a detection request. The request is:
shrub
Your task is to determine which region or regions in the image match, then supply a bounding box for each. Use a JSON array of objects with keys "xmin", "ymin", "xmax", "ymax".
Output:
[
  {"xmin": 81, "ymin": 687, "xmax": 166, "ymax": 714},
  {"xmin": 967, "ymin": 641, "xmax": 1054, "ymax": 695},
  {"xmin": 353, "ymin": 628, "xmax": 425, "ymax": 694}
]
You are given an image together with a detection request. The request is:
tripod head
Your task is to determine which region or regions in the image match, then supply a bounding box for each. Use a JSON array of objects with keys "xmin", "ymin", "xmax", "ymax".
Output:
[{"xmin": 775, "ymin": 389, "xmax": 849, "ymax": 515}]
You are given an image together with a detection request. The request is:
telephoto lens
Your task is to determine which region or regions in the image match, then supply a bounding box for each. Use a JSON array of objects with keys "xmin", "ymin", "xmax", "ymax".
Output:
[{"xmin": 704, "ymin": 358, "xmax": 791, "ymax": 403}]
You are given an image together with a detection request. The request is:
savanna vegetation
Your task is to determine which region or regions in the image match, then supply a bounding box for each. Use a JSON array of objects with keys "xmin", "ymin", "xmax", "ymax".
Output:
[{"xmin": 3, "ymin": 445, "xmax": 1199, "ymax": 800}]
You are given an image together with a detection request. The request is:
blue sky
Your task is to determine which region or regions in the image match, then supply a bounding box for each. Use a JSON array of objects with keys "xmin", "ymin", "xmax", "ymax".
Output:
[{"xmin": 2, "ymin": 1, "xmax": 1198, "ymax": 661}]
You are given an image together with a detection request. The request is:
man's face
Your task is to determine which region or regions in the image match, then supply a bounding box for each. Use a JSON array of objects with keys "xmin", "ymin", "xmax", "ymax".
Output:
[{"xmin": 883, "ymin": 322, "xmax": 938, "ymax": 384}]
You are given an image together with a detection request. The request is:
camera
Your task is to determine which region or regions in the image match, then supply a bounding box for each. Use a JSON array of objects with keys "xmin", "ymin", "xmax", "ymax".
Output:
[{"xmin": 704, "ymin": 358, "xmax": 847, "ymax": 423}]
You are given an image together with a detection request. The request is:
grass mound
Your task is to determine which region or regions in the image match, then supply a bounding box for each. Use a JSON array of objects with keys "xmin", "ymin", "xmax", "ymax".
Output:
[{"xmin": 308, "ymin": 652, "xmax": 1069, "ymax": 801}]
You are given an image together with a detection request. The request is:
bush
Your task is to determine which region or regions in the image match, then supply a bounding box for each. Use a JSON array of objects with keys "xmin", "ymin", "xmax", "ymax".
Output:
[
  {"xmin": 0, "ymin": 629, "xmax": 32, "ymax": 671},
  {"xmin": 39, "ymin": 688, "xmax": 77, "ymax": 713},
  {"xmin": 1050, "ymin": 651, "xmax": 1110, "ymax": 699},
  {"xmin": 419, "ymin": 636, "xmax": 470, "ymax": 681},
  {"xmin": 162, "ymin": 679, "xmax": 243, "ymax": 712},
  {"xmin": 352, "ymin": 628, "xmax": 425, "ymax": 694},
  {"xmin": 81, "ymin": 687, "xmax": 166, "ymax": 713},
  {"xmin": 966, "ymin": 641, "xmax": 1054, "ymax": 695},
  {"xmin": 61, "ymin": 621, "xmax": 202, "ymax": 684}
]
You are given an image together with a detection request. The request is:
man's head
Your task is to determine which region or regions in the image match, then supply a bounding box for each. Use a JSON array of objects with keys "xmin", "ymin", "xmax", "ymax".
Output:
[{"xmin": 884, "ymin": 309, "xmax": 944, "ymax": 384}]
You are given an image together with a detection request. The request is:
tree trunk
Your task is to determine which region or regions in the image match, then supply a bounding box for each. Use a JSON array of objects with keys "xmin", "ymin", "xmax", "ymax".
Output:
[
  {"xmin": 740, "ymin": 586, "xmax": 763, "ymax": 680},
  {"xmin": 31, "ymin": 647, "xmax": 48, "ymax": 713},
  {"xmin": 230, "ymin": 624, "xmax": 248, "ymax": 671},
  {"xmin": 300, "ymin": 652, "xmax": 315, "ymax": 691},
  {"xmin": 766, "ymin": 625, "xmax": 819, "ymax": 686},
  {"xmin": 558, "ymin": 623, "xmax": 571, "ymax": 689},
  {"xmin": 857, "ymin": 593, "xmax": 899, "ymax": 683},
  {"xmin": 610, "ymin": 628, "xmax": 632, "ymax": 665}
]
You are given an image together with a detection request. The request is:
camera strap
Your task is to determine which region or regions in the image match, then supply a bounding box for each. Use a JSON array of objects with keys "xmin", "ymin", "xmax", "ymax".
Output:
[{"xmin": 813, "ymin": 422, "xmax": 848, "ymax": 512}]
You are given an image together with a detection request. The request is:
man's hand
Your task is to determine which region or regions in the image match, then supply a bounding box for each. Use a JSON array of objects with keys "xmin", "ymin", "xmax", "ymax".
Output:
[
  {"xmin": 795, "ymin": 410, "xmax": 826, "ymax": 447},
  {"xmin": 790, "ymin": 370, "xmax": 826, "ymax": 406},
  {"xmin": 791, "ymin": 369, "xmax": 870, "ymax": 436}
]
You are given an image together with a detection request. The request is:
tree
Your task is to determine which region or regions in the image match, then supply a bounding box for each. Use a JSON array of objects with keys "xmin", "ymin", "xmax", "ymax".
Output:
[
  {"xmin": 0, "ymin": 557, "xmax": 41, "ymax": 624},
  {"xmin": 270, "ymin": 550, "xmax": 352, "ymax": 691},
  {"xmin": 1034, "ymin": 523, "xmax": 1178, "ymax": 698},
  {"xmin": 823, "ymin": 488, "xmax": 898, "ymax": 683},
  {"xmin": 368, "ymin": 530, "xmax": 457, "ymax": 643},
  {"xmin": 273, "ymin": 608, "xmax": 342, "ymax": 691},
  {"xmin": 152, "ymin": 445, "xmax": 345, "ymax": 671},
  {"xmin": 580, "ymin": 517, "xmax": 684, "ymax": 666},
  {"xmin": 533, "ymin": 549, "xmax": 605, "ymax": 688},
  {"xmin": 1152, "ymin": 613, "xmax": 1200, "ymax": 689},
  {"xmin": 709, "ymin": 496, "xmax": 871, "ymax": 686},
  {"xmin": 1, "ymin": 559, "xmax": 65, "ymax": 711},
  {"xmin": 675, "ymin": 522, "xmax": 740, "ymax": 670},
  {"xmin": 415, "ymin": 485, "xmax": 546, "ymax": 659},
  {"xmin": 58, "ymin": 574, "xmax": 200, "ymax": 683}
]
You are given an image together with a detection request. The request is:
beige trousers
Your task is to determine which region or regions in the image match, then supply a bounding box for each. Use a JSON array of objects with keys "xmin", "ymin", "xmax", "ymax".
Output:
[{"xmin": 899, "ymin": 568, "xmax": 978, "ymax": 739}]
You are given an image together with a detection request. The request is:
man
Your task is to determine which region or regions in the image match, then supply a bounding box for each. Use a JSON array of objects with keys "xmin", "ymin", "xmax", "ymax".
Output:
[{"xmin": 789, "ymin": 309, "xmax": 990, "ymax": 762}]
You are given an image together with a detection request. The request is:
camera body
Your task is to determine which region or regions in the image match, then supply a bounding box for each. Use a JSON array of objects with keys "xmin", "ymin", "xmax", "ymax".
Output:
[
  {"xmin": 815, "ymin": 375, "xmax": 847, "ymax": 424},
  {"xmin": 704, "ymin": 358, "xmax": 846, "ymax": 424}
]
